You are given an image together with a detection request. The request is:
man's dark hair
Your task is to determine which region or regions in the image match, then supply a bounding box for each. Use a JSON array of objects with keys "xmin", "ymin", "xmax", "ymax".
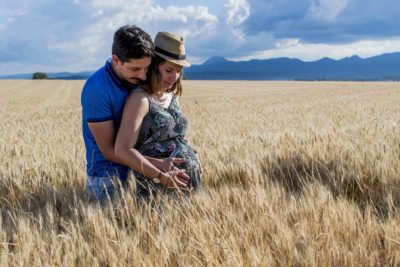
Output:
[{"xmin": 112, "ymin": 25, "xmax": 154, "ymax": 64}]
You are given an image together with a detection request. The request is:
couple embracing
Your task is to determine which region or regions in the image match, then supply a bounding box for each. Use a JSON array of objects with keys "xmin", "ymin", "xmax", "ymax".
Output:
[{"xmin": 81, "ymin": 25, "xmax": 202, "ymax": 203}]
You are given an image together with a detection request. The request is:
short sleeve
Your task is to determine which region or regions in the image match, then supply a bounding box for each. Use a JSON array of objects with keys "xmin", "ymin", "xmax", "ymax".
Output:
[{"xmin": 81, "ymin": 83, "xmax": 113, "ymax": 123}]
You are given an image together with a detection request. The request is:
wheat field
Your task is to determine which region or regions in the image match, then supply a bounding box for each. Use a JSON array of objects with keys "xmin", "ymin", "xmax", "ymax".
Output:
[{"xmin": 0, "ymin": 80, "xmax": 399, "ymax": 266}]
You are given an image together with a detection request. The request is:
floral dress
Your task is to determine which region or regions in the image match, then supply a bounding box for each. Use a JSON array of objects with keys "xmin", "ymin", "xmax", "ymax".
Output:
[{"xmin": 132, "ymin": 90, "xmax": 201, "ymax": 197}]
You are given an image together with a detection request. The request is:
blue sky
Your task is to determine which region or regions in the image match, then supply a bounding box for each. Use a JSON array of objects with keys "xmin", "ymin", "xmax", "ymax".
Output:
[{"xmin": 1, "ymin": 0, "xmax": 400, "ymax": 75}]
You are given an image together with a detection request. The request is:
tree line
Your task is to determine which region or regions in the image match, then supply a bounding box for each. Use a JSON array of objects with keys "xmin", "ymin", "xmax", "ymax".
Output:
[{"xmin": 32, "ymin": 72, "xmax": 54, "ymax": 79}]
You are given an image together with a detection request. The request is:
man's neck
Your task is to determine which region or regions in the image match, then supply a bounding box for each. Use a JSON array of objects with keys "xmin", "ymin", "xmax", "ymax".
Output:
[{"xmin": 110, "ymin": 61, "xmax": 123, "ymax": 81}]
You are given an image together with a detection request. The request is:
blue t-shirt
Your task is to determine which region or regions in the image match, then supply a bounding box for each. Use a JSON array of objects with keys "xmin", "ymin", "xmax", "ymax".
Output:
[{"xmin": 81, "ymin": 59, "xmax": 137, "ymax": 181}]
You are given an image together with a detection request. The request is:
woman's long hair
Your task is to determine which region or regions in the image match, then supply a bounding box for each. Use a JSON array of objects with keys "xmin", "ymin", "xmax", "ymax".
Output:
[{"xmin": 141, "ymin": 55, "xmax": 183, "ymax": 97}]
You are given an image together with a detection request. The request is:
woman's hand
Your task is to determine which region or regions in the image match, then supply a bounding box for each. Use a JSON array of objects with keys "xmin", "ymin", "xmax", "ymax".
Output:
[
  {"xmin": 149, "ymin": 157, "xmax": 191, "ymax": 180},
  {"xmin": 150, "ymin": 157, "xmax": 185, "ymax": 171},
  {"xmin": 159, "ymin": 170, "xmax": 190, "ymax": 190}
]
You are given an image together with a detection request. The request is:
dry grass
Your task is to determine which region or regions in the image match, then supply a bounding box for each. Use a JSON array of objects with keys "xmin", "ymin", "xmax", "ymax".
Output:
[{"xmin": 0, "ymin": 80, "xmax": 399, "ymax": 266}]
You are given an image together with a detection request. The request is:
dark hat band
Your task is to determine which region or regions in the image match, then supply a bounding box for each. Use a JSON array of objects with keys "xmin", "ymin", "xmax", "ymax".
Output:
[{"xmin": 155, "ymin": 46, "xmax": 186, "ymax": 60}]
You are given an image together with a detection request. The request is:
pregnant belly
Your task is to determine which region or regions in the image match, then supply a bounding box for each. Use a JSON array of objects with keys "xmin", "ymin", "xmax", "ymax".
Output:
[
  {"xmin": 137, "ymin": 138, "xmax": 201, "ymax": 188},
  {"xmin": 169, "ymin": 142, "xmax": 201, "ymax": 189}
]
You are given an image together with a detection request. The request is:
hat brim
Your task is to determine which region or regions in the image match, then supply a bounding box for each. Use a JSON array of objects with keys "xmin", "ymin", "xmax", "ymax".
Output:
[{"xmin": 154, "ymin": 51, "xmax": 191, "ymax": 67}]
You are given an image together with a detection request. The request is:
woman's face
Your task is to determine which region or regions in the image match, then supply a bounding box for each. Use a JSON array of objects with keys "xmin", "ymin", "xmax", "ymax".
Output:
[{"xmin": 158, "ymin": 60, "xmax": 182, "ymax": 90}]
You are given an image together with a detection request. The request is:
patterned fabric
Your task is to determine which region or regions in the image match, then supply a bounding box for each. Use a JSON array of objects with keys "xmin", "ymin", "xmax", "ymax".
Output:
[{"xmin": 133, "ymin": 90, "xmax": 201, "ymax": 197}]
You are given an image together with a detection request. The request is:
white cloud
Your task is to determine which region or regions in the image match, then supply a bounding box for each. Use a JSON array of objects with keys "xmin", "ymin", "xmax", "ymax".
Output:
[
  {"xmin": 231, "ymin": 28, "xmax": 246, "ymax": 40},
  {"xmin": 233, "ymin": 37, "xmax": 400, "ymax": 61},
  {"xmin": 275, "ymin": 39, "xmax": 301, "ymax": 48},
  {"xmin": 89, "ymin": 0, "xmax": 153, "ymax": 27},
  {"xmin": 45, "ymin": 1, "xmax": 218, "ymax": 71},
  {"xmin": 9, "ymin": 9, "xmax": 27, "ymax": 17},
  {"xmin": 225, "ymin": 0, "xmax": 250, "ymax": 25},
  {"xmin": 186, "ymin": 56, "xmax": 204, "ymax": 65},
  {"xmin": 307, "ymin": 0, "xmax": 348, "ymax": 21},
  {"xmin": 91, "ymin": 0, "xmax": 148, "ymax": 8},
  {"xmin": 0, "ymin": 8, "xmax": 27, "ymax": 28},
  {"xmin": 48, "ymin": 42, "xmax": 75, "ymax": 51},
  {"xmin": 85, "ymin": 1, "xmax": 218, "ymax": 37},
  {"xmin": 146, "ymin": 5, "xmax": 218, "ymax": 29},
  {"xmin": 152, "ymin": 6, "xmax": 217, "ymax": 38},
  {"xmin": 90, "ymin": 9, "xmax": 104, "ymax": 18}
]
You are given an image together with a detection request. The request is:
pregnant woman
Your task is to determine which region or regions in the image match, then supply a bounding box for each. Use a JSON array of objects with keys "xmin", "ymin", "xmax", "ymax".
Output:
[{"xmin": 115, "ymin": 31, "xmax": 201, "ymax": 199}]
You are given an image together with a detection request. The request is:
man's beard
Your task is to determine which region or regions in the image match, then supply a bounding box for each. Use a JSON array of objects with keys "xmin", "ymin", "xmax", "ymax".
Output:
[
  {"xmin": 122, "ymin": 77, "xmax": 145, "ymax": 89},
  {"xmin": 128, "ymin": 77, "xmax": 144, "ymax": 85}
]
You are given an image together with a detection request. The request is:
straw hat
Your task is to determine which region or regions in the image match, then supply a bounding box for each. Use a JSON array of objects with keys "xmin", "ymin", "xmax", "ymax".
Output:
[{"xmin": 154, "ymin": 31, "xmax": 191, "ymax": 67}]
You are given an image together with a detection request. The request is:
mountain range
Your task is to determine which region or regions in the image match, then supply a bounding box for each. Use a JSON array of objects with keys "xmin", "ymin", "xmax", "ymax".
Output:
[
  {"xmin": 185, "ymin": 52, "xmax": 400, "ymax": 81},
  {"xmin": 0, "ymin": 71, "xmax": 94, "ymax": 80},
  {"xmin": 1, "ymin": 52, "xmax": 400, "ymax": 81}
]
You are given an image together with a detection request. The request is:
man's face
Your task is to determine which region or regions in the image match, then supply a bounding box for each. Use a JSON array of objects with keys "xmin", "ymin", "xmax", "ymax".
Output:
[{"xmin": 112, "ymin": 55, "xmax": 151, "ymax": 84}]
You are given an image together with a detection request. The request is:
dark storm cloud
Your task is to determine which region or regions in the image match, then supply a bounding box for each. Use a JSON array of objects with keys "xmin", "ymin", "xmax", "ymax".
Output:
[{"xmin": 242, "ymin": 0, "xmax": 400, "ymax": 43}]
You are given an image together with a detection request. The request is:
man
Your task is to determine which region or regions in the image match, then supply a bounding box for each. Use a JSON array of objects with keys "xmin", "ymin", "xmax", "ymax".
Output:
[{"xmin": 81, "ymin": 25, "xmax": 188, "ymax": 202}]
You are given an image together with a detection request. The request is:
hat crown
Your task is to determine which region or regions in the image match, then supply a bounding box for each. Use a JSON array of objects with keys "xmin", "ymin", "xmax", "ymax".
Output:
[
  {"xmin": 154, "ymin": 31, "xmax": 190, "ymax": 67},
  {"xmin": 155, "ymin": 31, "xmax": 186, "ymax": 55}
]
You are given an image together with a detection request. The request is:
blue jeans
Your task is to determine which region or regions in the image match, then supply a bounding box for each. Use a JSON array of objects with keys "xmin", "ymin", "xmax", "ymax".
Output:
[{"xmin": 86, "ymin": 175, "xmax": 125, "ymax": 203}]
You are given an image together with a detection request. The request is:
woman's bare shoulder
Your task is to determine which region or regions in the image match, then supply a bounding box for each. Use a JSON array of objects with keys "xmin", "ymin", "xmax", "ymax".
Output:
[
  {"xmin": 124, "ymin": 88, "xmax": 150, "ymax": 111},
  {"xmin": 128, "ymin": 88, "xmax": 149, "ymax": 101}
]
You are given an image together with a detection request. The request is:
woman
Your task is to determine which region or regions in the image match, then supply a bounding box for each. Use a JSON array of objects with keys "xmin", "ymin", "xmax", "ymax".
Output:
[{"xmin": 115, "ymin": 31, "xmax": 201, "ymax": 198}]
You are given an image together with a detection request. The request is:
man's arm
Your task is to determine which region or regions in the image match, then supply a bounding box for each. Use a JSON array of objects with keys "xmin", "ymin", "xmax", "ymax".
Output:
[
  {"xmin": 88, "ymin": 120, "xmax": 122, "ymax": 164},
  {"xmin": 88, "ymin": 120, "xmax": 187, "ymax": 171}
]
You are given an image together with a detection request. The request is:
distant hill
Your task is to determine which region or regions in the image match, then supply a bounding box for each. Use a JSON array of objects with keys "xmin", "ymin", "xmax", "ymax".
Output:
[
  {"xmin": 46, "ymin": 71, "xmax": 95, "ymax": 80},
  {"xmin": 185, "ymin": 52, "xmax": 400, "ymax": 81},
  {"xmin": 1, "ymin": 52, "xmax": 400, "ymax": 81},
  {"xmin": 201, "ymin": 56, "xmax": 230, "ymax": 65},
  {"xmin": 0, "ymin": 71, "xmax": 94, "ymax": 80}
]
